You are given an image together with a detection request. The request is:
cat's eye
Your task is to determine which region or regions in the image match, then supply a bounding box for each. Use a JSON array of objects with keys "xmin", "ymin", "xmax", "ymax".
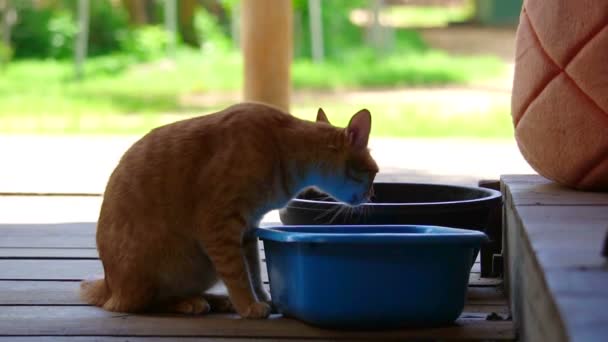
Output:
[
  {"xmin": 345, "ymin": 160, "xmax": 373, "ymax": 183},
  {"xmin": 345, "ymin": 167, "xmax": 366, "ymax": 183}
]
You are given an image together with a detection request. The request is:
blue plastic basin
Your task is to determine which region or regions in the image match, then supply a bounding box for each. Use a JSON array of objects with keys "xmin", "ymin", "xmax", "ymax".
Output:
[{"xmin": 255, "ymin": 225, "xmax": 488, "ymax": 329}]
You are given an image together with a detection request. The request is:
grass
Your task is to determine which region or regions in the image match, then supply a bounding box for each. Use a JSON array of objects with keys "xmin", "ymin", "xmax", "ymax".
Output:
[
  {"xmin": 0, "ymin": 48, "xmax": 510, "ymax": 137},
  {"xmin": 0, "ymin": 95, "xmax": 514, "ymax": 138},
  {"xmin": 293, "ymin": 49, "xmax": 502, "ymax": 89},
  {"xmin": 0, "ymin": 102, "xmax": 513, "ymax": 138},
  {"xmin": 295, "ymin": 103, "xmax": 513, "ymax": 139}
]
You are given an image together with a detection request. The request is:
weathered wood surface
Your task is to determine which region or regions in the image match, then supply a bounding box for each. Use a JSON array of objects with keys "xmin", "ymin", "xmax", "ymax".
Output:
[
  {"xmin": 501, "ymin": 174, "xmax": 608, "ymax": 207},
  {"xmin": 0, "ymin": 248, "xmax": 97, "ymax": 258},
  {"xmin": 0, "ymin": 306, "xmax": 513, "ymax": 339},
  {"xmin": 0, "ymin": 280, "xmax": 508, "ymax": 315},
  {"xmin": 0, "ymin": 339, "xmax": 334, "ymax": 342},
  {"xmin": 502, "ymin": 174, "xmax": 608, "ymax": 342},
  {"xmin": 0, "ymin": 339, "xmax": 354, "ymax": 342},
  {"xmin": 0, "ymin": 258, "xmax": 484, "ymax": 284},
  {"xmin": 0, "ymin": 204, "xmax": 512, "ymax": 340}
]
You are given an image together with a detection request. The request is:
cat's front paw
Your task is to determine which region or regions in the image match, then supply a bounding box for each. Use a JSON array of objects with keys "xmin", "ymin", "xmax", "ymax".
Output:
[
  {"xmin": 253, "ymin": 288, "xmax": 278, "ymax": 313},
  {"xmin": 255, "ymin": 288, "xmax": 271, "ymax": 302},
  {"xmin": 241, "ymin": 301, "xmax": 271, "ymax": 319}
]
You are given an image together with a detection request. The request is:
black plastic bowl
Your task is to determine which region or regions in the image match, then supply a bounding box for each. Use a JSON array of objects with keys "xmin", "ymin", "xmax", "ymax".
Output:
[{"xmin": 279, "ymin": 182, "xmax": 501, "ymax": 233}]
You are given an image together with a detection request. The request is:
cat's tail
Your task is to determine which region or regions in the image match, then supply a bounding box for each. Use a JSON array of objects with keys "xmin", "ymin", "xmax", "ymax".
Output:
[{"xmin": 80, "ymin": 277, "xmax": 110, "ymax": 307}]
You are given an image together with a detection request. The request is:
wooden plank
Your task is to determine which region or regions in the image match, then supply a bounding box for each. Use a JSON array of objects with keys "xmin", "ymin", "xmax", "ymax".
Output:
[
  {"xmin": 501, "ymin": 175, "xmax": 608, "ymax": 206},
  {"xmin": 0, "ymin": 306, "xmax": 514, "ymax": 340},
  {"xmin": 512, "ymin": 205, "xmax": 608, "ymax": 341},
  {"xmin": 466, "ymin": 287, "xmax": 508, "ymax": 305},
  {"xmin": 468, "ymin": 273, "xmax": 502, "ymax": 287},
  {"xmin": 0, "ymin": 280, "xmax": 506, "ymax": 309},
  {"xmin": 544, "ymin": 269, "xmax": 608, "ymax": 296},
  {"xmin": 0, "ymin": 223, "xmax": 96, "ymax": 248},
  {"xmin": 555, "ymin": 296, "xmax": 608, "ymax": 328},
  {"xmin": 0, "ymin": 338, "xmax": 331, "ymax": 342},
  {"xmin": 514, "ymin": 205, "xmax": 608, "ymax": 230},
  {"xmin": 0, "ymin": 260, "xmax": 102, "ymax": 280},
  {"xmin": 511, "ymin": 206, "xmax": 608, "ymax": 270},
  {"xmin": 500, "ymin": 174, "xmax": 551, "ymax": 185},
  {"xmin": 503, "ymin": 204, "xmax": 567, "ymax": 342},
  {"xmin": 0, "ymin": 259, "xmax": 489, "ymax": 287},
  {"xmin": 0, "ymin": 281, "xmax": 82, "ymax": 305},
  {"xmin": 501, "ymin": 175, "xmax": 608, "ymax": 342},
  {"xmin": 0, "ymin": 248, "xmax": 97, "ymax": 258},
  {"xmin": 0, "ymin": 281, "xmax": 262, "ymax": 306}
]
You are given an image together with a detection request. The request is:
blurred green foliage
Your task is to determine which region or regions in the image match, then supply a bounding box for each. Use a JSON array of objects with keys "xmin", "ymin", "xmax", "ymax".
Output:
[
  {"xmin": 194, "ymin": 7, "xmax": 231, "ymax": 53},
  {"xmin": 293, "ymin": 0, "xmax": 367, "ymax": 59},
  {"xmin": 4, "ymin": 0, "xmax": 440, "ymax": 60},
  {"xmin": 120, "ymin": 26, "xmax": 170, "ymax": 61},
  {"xmin": 10, "ymin": 1, "xmax": 70, "ymax": 58},
  {"xmin": 86, "ymin": 0, "xmax": 131, "ymax": 56},
  {"xmin": 0, "ymin": 0, "xmax": 511, "ymax": 137},
  {"xmin": 0, "ymin": 40, "xmax": 12, "ymax": 67},
  {"xmin": 10, "ymin": 0, "xmax": 129, "ymax": 58}
]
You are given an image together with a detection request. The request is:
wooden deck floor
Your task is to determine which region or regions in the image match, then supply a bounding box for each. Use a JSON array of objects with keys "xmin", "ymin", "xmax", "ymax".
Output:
[{"xmin": 0, "ymin": 197, "xmax": 514, "ymax": 341}]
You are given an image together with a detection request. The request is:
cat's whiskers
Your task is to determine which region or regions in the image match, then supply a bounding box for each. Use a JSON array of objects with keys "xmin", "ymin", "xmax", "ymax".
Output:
[
  {"xmin": 328, "ymin": 204, "xmax": 347, "ymax": 224},
  {"xmin": 314, "ymin": 202, "xmax": 341, "ymax": 221},
  {"xmin": 365, "ymin": 204, "xmax": 371, "ymax": 222},
  {"xmin": 348, "ymin": 205, "xmax": 356, "ymax": 223}
]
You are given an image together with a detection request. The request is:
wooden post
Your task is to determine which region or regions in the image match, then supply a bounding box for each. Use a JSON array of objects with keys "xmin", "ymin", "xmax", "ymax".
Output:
[
  {"xmin": 164, "ymin": 0, "xmax": 177, "ymax": 57},
  {"xmin": 74, "ymin": 0, "xmax": 90, "ymax": 80},
  {"xmin": 308, "ymin": 0, "xmax": 324, "ymax": 63},
  {"xmin": 241, "ymin": 0, "xmax": 292, "ymax": 112}
]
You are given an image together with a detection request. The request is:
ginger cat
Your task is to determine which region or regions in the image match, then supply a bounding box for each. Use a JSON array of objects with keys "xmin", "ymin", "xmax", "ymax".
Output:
[{"xmin": 81, "ymin": 102, "xmax": 378, "ymax": 319}]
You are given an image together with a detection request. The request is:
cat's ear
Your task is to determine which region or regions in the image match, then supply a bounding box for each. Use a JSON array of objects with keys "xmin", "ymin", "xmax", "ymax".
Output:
[
  {"xmin": 346, "ymin": 109, "xmax": 371, "ymax": 149},
  {"xmin": 316, "ymin": 108, "xmax": 330, "ymax": 124}
]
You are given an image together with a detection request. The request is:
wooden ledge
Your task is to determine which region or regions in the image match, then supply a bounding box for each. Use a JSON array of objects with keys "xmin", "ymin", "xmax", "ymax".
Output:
[{"xmin": 501, "ymin": 174, "xmax": 608, "ymax": 342}]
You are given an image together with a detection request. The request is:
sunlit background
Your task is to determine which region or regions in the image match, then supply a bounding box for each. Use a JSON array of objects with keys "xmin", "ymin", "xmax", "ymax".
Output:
[
  {"xmin": 0, "ymin": 0, "xmax": 521, "ymax": 135},
  {"xmin": 0, "ymin": 0, "xmax": 534, "ymax": 204}
]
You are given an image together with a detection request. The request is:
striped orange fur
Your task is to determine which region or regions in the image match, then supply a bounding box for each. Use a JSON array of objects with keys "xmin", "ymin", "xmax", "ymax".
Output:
[{"xmin": 81, "ymin": 102, "xmax": 378, "ymax": 318}]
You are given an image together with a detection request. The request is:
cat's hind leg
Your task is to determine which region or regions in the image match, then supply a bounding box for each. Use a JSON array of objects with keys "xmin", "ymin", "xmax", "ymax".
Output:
[
  {"xmin": 101, "ymin": 278, "xmax": 156, "ymax": 313},
  {"xmin": 203, "ymin": 293, "xmax": 235, "ymax": 313},
  {"xmin": 166, "ymin": 296, "xmax": 211, "ymax": 315}
]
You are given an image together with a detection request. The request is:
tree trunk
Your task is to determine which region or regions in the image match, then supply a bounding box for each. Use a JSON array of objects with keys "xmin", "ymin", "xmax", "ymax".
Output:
[
  {"xmin": 308, "ymin": 0, "xmax": 324, "ymax": 63},
  {"xmin": 230, "ymin": 2, "xmax": 240, "ymax": 49},
  {"xmin": 0, "ymin": 0, "xmax": 14, "ymax": 46},
  {"xmin": 74, "ymin": 0, "xmax": 90, "ymax": 80},
  {"xmin": 241, "ymin": 0, "xmax": 293, "ymax": 112},
  {"xmin": 123, "ymin": 0, "xmax": 148, "ymax": 26},
  {"xmin": 178, "ymin": 0, "xmax": 198, "ymax": 47},
  {"xmin": 164, "ymin": 0, "xmax": 177, "ymax": 57}
]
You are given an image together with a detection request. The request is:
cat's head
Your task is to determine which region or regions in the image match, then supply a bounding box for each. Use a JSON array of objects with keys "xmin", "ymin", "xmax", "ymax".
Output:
[{"xmin": 313, "ymin": 108, "xmax": 379, "ymax": 206}]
